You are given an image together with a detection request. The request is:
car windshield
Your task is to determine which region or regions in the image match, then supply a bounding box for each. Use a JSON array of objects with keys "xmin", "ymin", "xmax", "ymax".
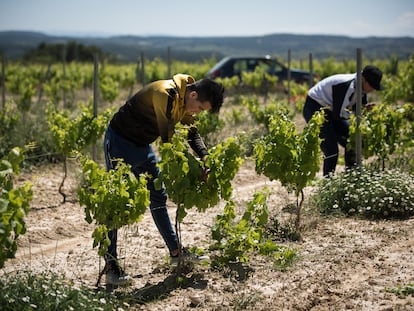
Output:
[{"xmin": 209, "ymin": 57, "xmax": 230, "ymax": 71}]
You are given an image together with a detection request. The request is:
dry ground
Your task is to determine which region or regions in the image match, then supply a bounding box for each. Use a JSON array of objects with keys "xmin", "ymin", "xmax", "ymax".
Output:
[{"xmin": 1, "ymin": 157, "xmax": 413, "ymax": 311}]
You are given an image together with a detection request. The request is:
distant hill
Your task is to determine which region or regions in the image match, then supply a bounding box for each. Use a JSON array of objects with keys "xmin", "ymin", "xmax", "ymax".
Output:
[{"xmin": 0, "ymin": 31, "xmax": 413, "ymax": 62}]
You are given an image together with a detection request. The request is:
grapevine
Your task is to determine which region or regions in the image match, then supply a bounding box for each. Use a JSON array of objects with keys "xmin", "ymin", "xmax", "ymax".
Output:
[
  {"xmin": 77, "ymin": 155, "xmax": 150, "ymax": 256},
  {"xmin": 0, "ymin": 147, "xmax": 33, "ymax": 268},
  {"xmin": 155, "ymin": 123, "xmax": 243, "ymax": 220},
  {"xmin": 254, "ymin": 110, "xmax": 324, "ymax": 230},
  {"xmin": 211, "ymin": 190, "xmax": 296, "ymax": 268},
  {"xmin": 194, "ymin": 110, "xmax": 225, "ymax": 147},
  {"xmin": 46, "ymin": 101, "xmax": 114, "ymax": 202},
  {"xmin": 349, "ymin": 102, "xmax": 409, "ymax": 170},
  {"xmin": 155, "ymin": 123, "xmax": 243, "ymax": 260},
  {"xmin": 243, "ymin": 95, "xmax": 293, "ymax": 130}
]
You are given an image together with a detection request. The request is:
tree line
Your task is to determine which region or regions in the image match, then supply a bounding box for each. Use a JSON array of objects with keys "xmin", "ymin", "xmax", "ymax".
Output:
[{"xmin": 22, "ymin": 40, "xmax": 114, "ymax": 63}]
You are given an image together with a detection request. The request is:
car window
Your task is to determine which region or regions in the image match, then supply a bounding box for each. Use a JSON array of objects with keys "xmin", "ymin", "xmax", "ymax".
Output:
[
  {"xmin": 234, "ymin": 60, "xmax": 247, "ymax": 75},
  {"xmin": 259, "ymin": 59, "xmax": 284, "ymax": 74},
  {"xmin": 257, "ymin": 59, "xmax": 274, "ymax": 73},
  {"xmin": 246, "ymin": 60, "xmax": 257, "ymax": 72}
]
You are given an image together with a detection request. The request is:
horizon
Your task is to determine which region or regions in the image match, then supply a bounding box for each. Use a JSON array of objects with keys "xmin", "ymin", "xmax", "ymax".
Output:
[{"xmin": 1, "ymin": 29, "xmax": 413, "ymax": 40}]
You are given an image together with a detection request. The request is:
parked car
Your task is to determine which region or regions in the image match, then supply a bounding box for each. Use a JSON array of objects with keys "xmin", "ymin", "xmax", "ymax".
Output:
[{"xmin": 206, "ymin": 55, "xmax": 312, "ymax": 84}]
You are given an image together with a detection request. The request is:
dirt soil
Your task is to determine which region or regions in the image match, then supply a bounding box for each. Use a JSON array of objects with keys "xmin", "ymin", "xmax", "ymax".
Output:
[{"xmin": 2, "ymin": 159, "xmax": 414, "ymax": 311}]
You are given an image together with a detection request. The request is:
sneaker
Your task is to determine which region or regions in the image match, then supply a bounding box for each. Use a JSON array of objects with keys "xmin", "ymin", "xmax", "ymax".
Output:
[
  {"xmin": 170, "ymin": 248, "xmax": 209, "ymax": 266},
  {"xmin": 105, "ymin": 262, "xmax": 133, "ymax": 286}
]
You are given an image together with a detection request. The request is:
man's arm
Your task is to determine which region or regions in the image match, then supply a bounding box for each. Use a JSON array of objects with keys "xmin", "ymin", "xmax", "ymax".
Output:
[{"xmin": 187, "ymin": 126, "xmax": 209, "ymax": 160}]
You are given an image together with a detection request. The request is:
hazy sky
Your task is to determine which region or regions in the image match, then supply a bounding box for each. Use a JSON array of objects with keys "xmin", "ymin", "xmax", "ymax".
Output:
[{"xmin": 1, "ymin": 0, "xmax": 413, "ymax": 38}]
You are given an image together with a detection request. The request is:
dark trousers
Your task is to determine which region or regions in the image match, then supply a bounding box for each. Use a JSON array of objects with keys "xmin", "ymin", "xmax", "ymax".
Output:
[
  {"xmin": 303, "ymin": 96, "xmax": 356, "ymax": 176},
  {"xmin": 103, "ymin": 126, "xmax": 179, "ymax": 264}
]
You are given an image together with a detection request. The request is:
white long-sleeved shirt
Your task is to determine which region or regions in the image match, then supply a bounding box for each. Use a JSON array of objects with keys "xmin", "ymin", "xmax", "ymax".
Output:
[{"xmin": 308, "ymin": 73, "xmax": 366, "ymax": 119}]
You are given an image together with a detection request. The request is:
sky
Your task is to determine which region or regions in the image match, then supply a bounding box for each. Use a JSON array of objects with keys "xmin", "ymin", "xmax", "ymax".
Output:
[{"xmin": 0, "ymin": 0, "xmax": 413, "ymax": 38}]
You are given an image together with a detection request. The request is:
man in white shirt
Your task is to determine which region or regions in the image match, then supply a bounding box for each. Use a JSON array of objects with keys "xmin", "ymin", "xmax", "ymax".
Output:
[{"xmin": 303, "ymin": 65, "xmax": 383, "ymax": 176}]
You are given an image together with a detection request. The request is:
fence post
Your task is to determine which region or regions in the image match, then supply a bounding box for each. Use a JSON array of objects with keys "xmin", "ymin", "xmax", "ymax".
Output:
[
  {"xmin": 92, "ymin": 53, "xmax": 99, "ymax": 161},
  {"xmin": 140, "ymin": 52, "xmax": 145, "ymax": 86},
  {"xmin": 38, "ymin": 63, "xmax": 52, "ymax": 104},
  {"xmin": 62, "ymin": 45, "xmax": 67, "ymax": 108},
  {"xmin": 308, "ymin": 52, "xmax": 314, "ymax": 87},
  {"xmin": 167, "ymin": 46, "xmax": 171, "ymax": 78},
  {"xmin": 1, "ymin": 53, "xmax": 5, "ymax": 110},
  {"xmin": 287, "ymin": 49, "xmax": 291, "ymax": 105},
  {"xmin": 355, "ymin": 48, "xmax": 363, "ymax": 167}
]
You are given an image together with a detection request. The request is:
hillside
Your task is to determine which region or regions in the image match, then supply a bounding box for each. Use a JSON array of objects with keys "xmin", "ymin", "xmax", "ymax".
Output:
[{"xmin": 1, "ymin": 31, "xmax": 413, "ymax": 62}]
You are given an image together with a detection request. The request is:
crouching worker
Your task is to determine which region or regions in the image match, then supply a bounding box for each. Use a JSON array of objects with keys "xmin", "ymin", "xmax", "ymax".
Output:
[
  {"xmin": 303, "ymin": 65, "xmax": 383, "ymax": 176},
  {"xmin": 102, "ymin": 74, "xmax": 224, "ymax": 286}
]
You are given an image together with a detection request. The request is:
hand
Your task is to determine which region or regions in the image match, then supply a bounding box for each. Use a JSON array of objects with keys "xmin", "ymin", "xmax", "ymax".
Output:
[
  {"xmin": 201, "ymin": 166, "xmax": 210, "ymax": 182},
  {"xmin": 365, "ymin": 102, "xmax": 376, "ymax": 111}
]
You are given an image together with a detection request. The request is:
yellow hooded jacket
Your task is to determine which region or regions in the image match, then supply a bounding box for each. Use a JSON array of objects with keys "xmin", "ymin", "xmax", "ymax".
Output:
[{"xmin": 110, "ymin": 74, "xmax": 208, "ymax": 158}]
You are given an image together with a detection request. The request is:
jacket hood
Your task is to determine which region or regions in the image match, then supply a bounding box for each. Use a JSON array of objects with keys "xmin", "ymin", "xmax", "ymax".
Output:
[{"xmin": 173, "ymin": 74, "xmax": 195, "ymax": 99}]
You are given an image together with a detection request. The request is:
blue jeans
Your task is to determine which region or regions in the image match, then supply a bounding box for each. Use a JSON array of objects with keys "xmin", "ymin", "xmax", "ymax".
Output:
[
  {"xmin": 103, "ymin": 126, "xmax": 179, "ymax": 263},
  {"xmin": 303, "ymin": 96, "xmax": 355, "ymax": 176}
]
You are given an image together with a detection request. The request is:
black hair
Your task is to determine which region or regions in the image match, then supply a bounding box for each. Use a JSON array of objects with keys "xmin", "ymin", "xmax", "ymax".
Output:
[{"xmin": 188, "ymin": 78, "xmax": 224, "ymax": 113}]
